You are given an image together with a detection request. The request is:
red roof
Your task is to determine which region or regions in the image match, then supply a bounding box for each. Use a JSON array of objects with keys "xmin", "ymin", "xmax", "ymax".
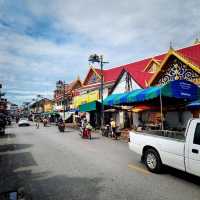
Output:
[
  {"xmin": 103, "ymin": 66, "xmax": 124, "ymax": 82},
  {"xmin": 153, "ymin": 53, "xmax": 166, "ymax": 61},
  {"xmin": 94, "ymin": 66, "xmax": 124, "ymax": 83},
  {"xmin": 122, "ymin": 43, "xmax": 200, "ymax": 87},
  {"xmin": 176, "ymin": 43, "xmax": 200, "ymax": 67},
  {"xmin": 122, "ymin": 58, "xmax": 153, "ymax": 88},
  {"xmin": 84, "ymin": 43, "xmax": 200, "ymax": 90}
]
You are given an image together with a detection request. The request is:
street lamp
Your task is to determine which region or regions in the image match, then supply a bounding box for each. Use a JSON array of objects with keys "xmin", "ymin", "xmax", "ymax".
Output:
[
  {"xmin": 88, "ymin": 54, "xmax": 108, "ymax": 130},
  {"xmin": 62, "ymin": 81, "xmax": 66, "ymax": 121},
  {"xmin": 56, "ymin": 80, "xmax": 66, "ymax": 121}
]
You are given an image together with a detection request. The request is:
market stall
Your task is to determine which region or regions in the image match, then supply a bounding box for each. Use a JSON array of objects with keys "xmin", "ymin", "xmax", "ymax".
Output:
[{"xmin": 104, "ymin": 80, "xmax": 200, "ymax": 131}]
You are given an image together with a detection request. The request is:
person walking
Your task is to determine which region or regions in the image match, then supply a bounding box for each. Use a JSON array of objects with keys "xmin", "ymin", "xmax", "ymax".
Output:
[
  {"xmin": 35, "ymin": 117, "xmax": 40, "ymax": 129},
  {"xmin": 110, "ymin": 118, "xmax": 117, "ymax": 139}
]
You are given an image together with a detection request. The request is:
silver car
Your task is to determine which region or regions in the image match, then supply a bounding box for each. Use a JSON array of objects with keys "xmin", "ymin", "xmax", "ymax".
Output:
[{"xmin": 18, "ymin": 118, "xmax": 30, "ymax": 127}]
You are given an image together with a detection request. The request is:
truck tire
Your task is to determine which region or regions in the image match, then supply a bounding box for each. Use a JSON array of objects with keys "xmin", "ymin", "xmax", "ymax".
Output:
[{"xmin": 144, "ymin": 148, "xmax": 162, "ymax": 173}]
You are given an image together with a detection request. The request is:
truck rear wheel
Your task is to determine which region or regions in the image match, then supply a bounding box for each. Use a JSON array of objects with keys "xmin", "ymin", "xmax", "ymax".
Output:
[{"xmin": 144, "ymin": 149, "xmax": 162, "ymax": 173}]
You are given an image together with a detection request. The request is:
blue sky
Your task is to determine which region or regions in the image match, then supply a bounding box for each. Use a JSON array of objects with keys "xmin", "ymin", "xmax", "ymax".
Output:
[{"xmin": 0, "ymin": 0, "xmax": 200, "ymax": 105}]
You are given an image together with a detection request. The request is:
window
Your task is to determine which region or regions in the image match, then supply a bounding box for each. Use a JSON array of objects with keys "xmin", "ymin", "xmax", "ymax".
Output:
[
  {"xmin": 88, "ymin": 74, "xmax": 98, "ymax": 84},
  {"xmin": 148, "ymin": 63, "xmax": 158, "ymax": 73},
  {"xmin": 193, "ymin": 123, "xmax": 200, "ymax": 145}
]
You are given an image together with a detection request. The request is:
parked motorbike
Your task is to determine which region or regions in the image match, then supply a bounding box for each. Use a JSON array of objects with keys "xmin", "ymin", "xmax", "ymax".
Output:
[
  {"xmin": 102, "ymin": 124, "xmax": 112, "ymax": 137},
  {"xmin": 113, "ymin": 126, "xmax": 121, "ymax": 140}
]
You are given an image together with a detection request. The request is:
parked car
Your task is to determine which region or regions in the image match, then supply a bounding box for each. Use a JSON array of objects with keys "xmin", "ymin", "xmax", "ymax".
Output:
[
  {"xmin": 129, "ymin": 118, "xmax": 200, "ymax": 177},
  {"xmin": 18, "ymin": 118, "xmax": 30, "ymax": 127}
]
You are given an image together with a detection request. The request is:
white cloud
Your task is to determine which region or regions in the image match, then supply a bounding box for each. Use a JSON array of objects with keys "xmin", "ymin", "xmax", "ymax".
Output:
[
  {"xmin": 26, "ymin": 0, "xmax": 200, "ymax": 47},
  {"xmin": 1, "ymin": 0, "xmax": 200, "ymax": 105}
]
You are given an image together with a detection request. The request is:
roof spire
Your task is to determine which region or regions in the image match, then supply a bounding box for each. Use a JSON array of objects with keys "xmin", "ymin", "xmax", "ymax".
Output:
[
  {"xmin": 169, "ymin": 41, "xmax": 173, "ymax": 50},
  {"xmin": 193, "ymin": 33, "xmax": 200, "ymax": 44},
  {"xmin": 194, "ymin": 38, "xmax": 200, "ymax": 44}
]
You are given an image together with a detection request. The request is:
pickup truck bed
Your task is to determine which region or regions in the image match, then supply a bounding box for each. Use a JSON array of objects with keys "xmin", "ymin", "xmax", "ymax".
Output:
[
  {"xmin": 129, "ymin": 130, "xmax": 186, "ymax": 172},
  {"xmin": 129, "ymin": 119, "xmax": 200, "ymax": 177}
]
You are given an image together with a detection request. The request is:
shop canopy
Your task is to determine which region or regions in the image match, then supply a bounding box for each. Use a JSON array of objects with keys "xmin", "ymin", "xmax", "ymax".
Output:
[
  {"xmin": 42, "ymin": 111, "xmax": 60, "ymax": 116},
  {"xmin": 131, "ymin": 105, "xmax": 160, "ymax": 112},
  {"xmin": 187, "ymin": 100, "xmax": 200, "ymax": 109},
  {"xmin": 103, "ymin": 93, "xmax": 128, "ymax": 106},
  {"xmin": 79, "ymin": 101, "xmax": 101, "ymax": 112},
  {"xmin": 104, "ymin": 80, "xmax": 200, "ymax": 106}
]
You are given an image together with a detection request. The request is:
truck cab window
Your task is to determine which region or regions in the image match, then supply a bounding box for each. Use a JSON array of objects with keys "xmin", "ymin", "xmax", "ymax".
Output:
[{"xmin": 194, "ymin": 123, "xmax": 200, "ymax": 145}]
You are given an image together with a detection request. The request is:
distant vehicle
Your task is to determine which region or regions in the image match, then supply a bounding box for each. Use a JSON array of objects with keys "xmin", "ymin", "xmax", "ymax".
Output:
[
  {"xmin": 129, "ymin": 118, "xmax": 200, "ymax": 177},
  {"xmin": 18, "ymin": 118, "xmax": 30, "ymax": 127},
  {"xmin": 6, "ymin": 116, "xmax": 12, "ymax": 125},
  {"xmin": 0, "ymin": 113, "xmax": 6, "ymax": 135}
]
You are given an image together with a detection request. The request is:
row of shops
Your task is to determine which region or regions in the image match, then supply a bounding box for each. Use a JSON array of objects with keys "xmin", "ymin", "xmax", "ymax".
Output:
[
  {"xmin": 52, "ymin": 42, "xmax": 200, "ymax": 132},
  {"xmin": 79, "ymin": 80, "xmax": 200, "ymax": 132}
]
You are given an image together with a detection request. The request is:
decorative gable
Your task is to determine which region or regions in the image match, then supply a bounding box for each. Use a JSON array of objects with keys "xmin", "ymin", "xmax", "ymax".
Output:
[
  {"xmin": 83, "ymin": 68, "xmax": 101, "ymax": 85},
  {"xmin": 153, "ymin": 55, "xmax": 200, "ymax": 85},
  {"xmin": 87, "ymin": 73, "xmax": 99, "ymax": 84}
]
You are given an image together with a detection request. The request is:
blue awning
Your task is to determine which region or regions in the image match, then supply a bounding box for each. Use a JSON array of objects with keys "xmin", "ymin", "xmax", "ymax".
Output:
[
  {"xmin": 187, "ymin": 100, "xmax": 200, "ymax": 109},
  {"xmin": 104, "ymin": 80, "xmax": 200, "ymax": 106},
  {"xmin": 103, "ymin": 93, "xmax": 123, "ymax": 106}
]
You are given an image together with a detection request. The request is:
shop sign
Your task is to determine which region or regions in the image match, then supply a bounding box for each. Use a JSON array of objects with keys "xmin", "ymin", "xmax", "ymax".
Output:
[
  {"xmin": 171, "ymin": 80, "xmax": 198, "ymax": 99},
  {"xmin": 73, "ymin": 90, "xmax": 99, "ymax": 108}
]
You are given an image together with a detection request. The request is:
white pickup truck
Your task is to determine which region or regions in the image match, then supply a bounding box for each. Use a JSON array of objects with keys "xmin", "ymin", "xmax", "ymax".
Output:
[{"xmin": 129, "ymin": 118, "xmax": 200, "ymax": 177}]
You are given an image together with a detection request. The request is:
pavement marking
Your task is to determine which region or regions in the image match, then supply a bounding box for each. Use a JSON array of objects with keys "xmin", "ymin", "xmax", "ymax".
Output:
[{"xmin": 128, "ymin": 164, "xmax": 150, "ymax": 176}]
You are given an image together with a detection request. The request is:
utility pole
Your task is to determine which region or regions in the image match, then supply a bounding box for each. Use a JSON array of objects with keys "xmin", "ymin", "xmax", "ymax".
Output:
[
  {"xmin": 100, "ymin": 55, "xmax": 104, "ymax": 130},
  {"xmin": 63, "ymin": 81, "xmax": 66, "ymax": 122},
  {"xmin": 88, "ymin": 54, "xmax": 108, "ymax": 130}
]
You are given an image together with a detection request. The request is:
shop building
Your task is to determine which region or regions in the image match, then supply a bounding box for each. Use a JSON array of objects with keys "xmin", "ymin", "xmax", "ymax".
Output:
[
  {"xmin": 104, "ymin": 42, "xmax": 200, "ymax": 132},
  {"xmin": 73, "ymin": 66, "xmax": 123, "ymax": 127},
  {"xmin": 53, "ymin": 78, "xmax": 82, "ymax": 120}
]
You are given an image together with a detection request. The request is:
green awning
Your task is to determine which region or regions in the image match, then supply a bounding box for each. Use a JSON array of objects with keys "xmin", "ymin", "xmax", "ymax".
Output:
[
  {"xmin": 79, "ymin": 101, "xmax": 100, "ymax": 112},
  {"xmin": 44, "ymin": 111, "xmax": 60, "ymax": 116}
]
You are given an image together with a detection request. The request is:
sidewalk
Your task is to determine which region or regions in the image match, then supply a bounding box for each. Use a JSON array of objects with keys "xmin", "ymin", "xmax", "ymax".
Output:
[{"xmin": 53, "ymin": 122, "xmax": 130, "ymax": 142}]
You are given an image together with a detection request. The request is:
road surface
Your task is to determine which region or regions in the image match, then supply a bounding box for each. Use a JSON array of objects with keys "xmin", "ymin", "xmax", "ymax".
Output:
[{"xmin": 0, "ymin": 123, "xmax": 200, "ymax": 200}]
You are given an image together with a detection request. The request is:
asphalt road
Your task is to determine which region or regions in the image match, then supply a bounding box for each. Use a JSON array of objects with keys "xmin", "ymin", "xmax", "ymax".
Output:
[{"xmin": 0, "ymin": 123, "xmax": 200, "ymax": 200}]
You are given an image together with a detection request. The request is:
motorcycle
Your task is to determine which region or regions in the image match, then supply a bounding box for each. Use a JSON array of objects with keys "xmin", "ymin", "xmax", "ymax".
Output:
[
  {"xmin": 43, "ymin": 119, "xmax": 48, "ymax": 127},
  {"xmin": 81, "ymin": 123, "xmax": 92, "ymax": 139},
  {"xmin": 58, "ymin": 122, "xmax": 65, "ymax": 132},
  {"xmin": 102, "ymin": 124, "xmax": 112, "ymax": 137},
  {"xmin": 113, "ymin": 126, "xmax": 121, "ymax": 140}
]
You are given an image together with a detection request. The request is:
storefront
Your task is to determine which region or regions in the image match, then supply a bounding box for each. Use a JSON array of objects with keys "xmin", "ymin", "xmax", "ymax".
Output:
[
  {"xmin": 104, "ymin": 80, "xmax": 200, "ymax": 131},
  {"xmin": 187, "ymin": 100, "xmax": 200, "ymax": 118},
  {"xmin": 79, "ymin": 101, "xmax": 101, "ymax": 128}
]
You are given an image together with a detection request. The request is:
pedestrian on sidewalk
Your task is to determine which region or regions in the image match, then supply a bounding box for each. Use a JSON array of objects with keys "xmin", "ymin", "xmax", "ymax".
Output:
[
  {"xmin": 110, "ymin": 118, "xmax": 117, "ymax": 139},
  {"xmin": 35, "ymin": 117, "xmax": 40, "ymax": 129}
]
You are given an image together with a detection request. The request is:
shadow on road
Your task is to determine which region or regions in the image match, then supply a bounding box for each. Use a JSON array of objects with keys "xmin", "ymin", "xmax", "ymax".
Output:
[
  {"xmin": 0, "ymin": 133, "xmax": 16, "ymax": 139},
  {"xmin": 91, "ymin": 137, "xmax": 101, "ymax": 140},
  {"xmin": 0, "ymin": 147, "xmax": 103, "ymax": 199},
  {"xmin": 0, "ymin": 151, "xmax": 38, "ymax": 197},
  {"xmin": 30, "ymin": 175, "xmax": 102, "ymax": 200},
  {"xmin": 162, "ymin": 166, "xmax": 200, "ymax": 186},
  {"xmin": 0, "ymin": 144, "xmax": 33, "ymax": 152}
]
